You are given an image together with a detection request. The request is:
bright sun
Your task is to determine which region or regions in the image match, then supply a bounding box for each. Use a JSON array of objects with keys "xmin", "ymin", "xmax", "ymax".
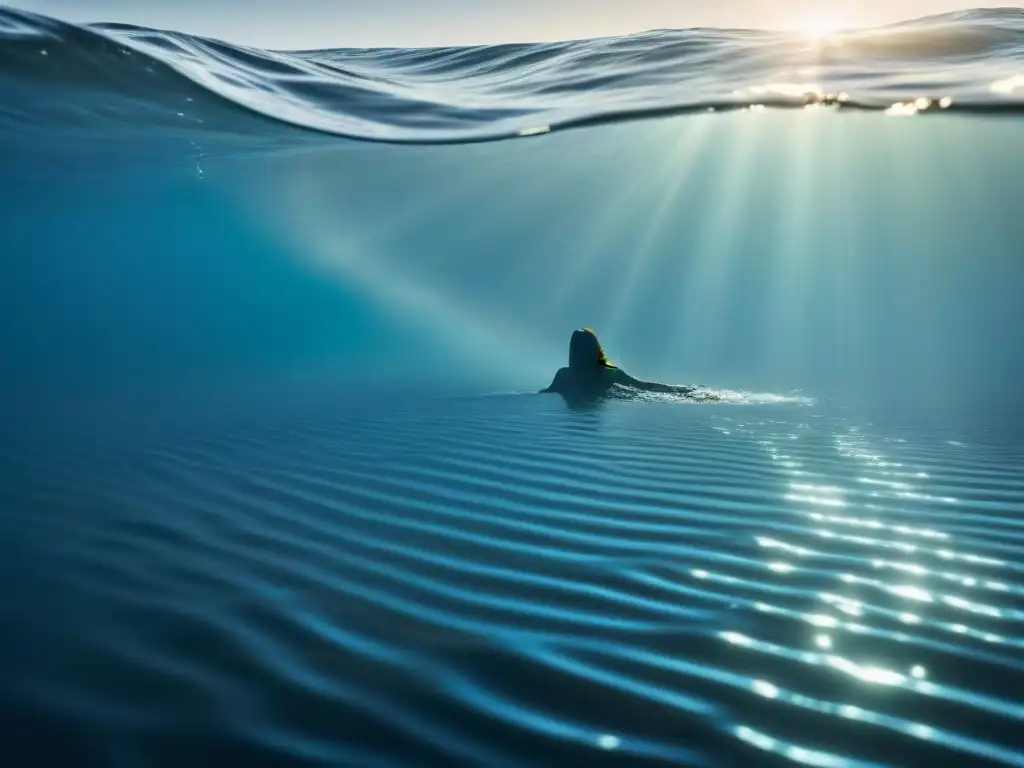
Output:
[{"xmin": 796, "ymin": 17, "xmax": 845, "ymax": 41}]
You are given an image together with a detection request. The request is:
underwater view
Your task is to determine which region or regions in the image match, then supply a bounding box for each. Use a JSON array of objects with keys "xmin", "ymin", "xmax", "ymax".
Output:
[{"xmin": 2, "ymin": 3, "xmax": 1024, "ymax": 766}]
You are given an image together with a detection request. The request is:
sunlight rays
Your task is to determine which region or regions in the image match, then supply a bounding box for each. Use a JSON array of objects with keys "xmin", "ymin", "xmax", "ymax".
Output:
[
  {"xmin": 258, "ymin": 150, "xmax": 558, "ymax": 377},
  {"xmin": 233, "ymin": 108, "xmax": 1015, "ymax": 408},
  {"xmin": 539, "ymin": 120, "xmax": 710, "ymax": 320},
  {"xmin": 760, "ymin": 110, "xmax": 875, "ymax": 397},
  {"xmin": 819, "ymin": 120, "xmax": 872, "ymax": 398},
  {"xmin": 602, "ymin": 115, "xmax": 715, "ymax": 335},
  {"xmin": 658, "ymin": 111, "xmax": 764, "ymax": 375},
  {"xmin": 759, "ymin": 106, "xmax": 821, "ymax": 383}
]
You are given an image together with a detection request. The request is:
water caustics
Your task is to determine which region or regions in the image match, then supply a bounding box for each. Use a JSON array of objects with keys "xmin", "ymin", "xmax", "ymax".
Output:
[
  {"xmin": 3, "ymin": 394, "xmax": 1024, "ymax": 766},
  {"xmin": 1, "ymin": 5, "xmax": 1023, "ymax": 144},
  {"xmin": 2, "ymin": 3, "xmax": 1024, "ymax": 767}
]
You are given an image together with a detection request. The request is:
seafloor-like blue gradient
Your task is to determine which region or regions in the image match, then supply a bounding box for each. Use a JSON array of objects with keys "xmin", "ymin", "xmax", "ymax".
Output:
[{"xmin": 1, "ymin": 6, "xmax": 1023, "ymax": 768}]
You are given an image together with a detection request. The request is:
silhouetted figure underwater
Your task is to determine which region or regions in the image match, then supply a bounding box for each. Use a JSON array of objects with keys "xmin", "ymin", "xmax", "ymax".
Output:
[{"xmin": 540, "ymin": 328, "xmax": 713, "ymax": 406}]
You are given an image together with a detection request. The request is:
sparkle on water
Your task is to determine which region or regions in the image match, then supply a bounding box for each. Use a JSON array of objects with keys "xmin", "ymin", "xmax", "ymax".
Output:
[{"xmin": 1, "ymin": 4, "xmax": 1023, "ymax": 768}]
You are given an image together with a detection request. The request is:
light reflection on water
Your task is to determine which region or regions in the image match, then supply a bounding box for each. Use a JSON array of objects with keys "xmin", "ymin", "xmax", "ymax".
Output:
[
  {"xmin": 3, "ymin": 394, "xmax": 1022, "ymax": 766},
  {"xmin": 710, "ymin": 412, "xmax": 1024, "ymax": 764}
]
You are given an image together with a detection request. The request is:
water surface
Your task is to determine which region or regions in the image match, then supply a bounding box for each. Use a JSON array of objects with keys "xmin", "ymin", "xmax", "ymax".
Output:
[{"xmin": 1, "ymin": 5, "xmax": 1023, "ymax": 766}]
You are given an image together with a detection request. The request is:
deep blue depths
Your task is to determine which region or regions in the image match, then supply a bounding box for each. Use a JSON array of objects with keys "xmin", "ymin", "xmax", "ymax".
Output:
[{"xmin": 1, "ymin": 6, "xmax": 1024, "ymax": 768}]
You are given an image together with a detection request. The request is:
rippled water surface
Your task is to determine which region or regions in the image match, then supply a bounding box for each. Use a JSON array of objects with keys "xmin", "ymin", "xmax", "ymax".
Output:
[
  {"xmin": 2, "ymin": 4, "xmax": 1023, "ymax": 145},
  {"xmin": 2, "ymin": 3, "xmax": 1024, "ymax": 767},
  {"xmin": 3, "ymin": 392, "xmax": 1023, "ymax": 767}
]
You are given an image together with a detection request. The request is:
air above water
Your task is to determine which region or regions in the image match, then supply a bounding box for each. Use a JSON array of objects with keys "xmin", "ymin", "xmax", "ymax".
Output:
[{"xmin": 1, "ymin": 5, "xmax": 1023, "ymax": 767}]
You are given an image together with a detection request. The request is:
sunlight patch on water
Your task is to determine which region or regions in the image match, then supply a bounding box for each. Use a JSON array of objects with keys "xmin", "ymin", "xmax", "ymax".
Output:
[{"xmin": 734, "ymin": 725, "xmax": 866, "ymax": 767}]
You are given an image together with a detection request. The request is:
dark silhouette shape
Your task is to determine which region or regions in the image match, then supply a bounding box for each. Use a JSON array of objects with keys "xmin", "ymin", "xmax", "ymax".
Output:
[{"xmin": 540, "ymin": 328, "xmax": 703, "ymax": 405}]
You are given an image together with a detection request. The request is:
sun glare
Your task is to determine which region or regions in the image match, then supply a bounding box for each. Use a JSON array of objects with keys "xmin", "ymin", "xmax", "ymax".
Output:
[{"xmin": 796, "ymin": 17, "xmax": 845, "ymax": 42}]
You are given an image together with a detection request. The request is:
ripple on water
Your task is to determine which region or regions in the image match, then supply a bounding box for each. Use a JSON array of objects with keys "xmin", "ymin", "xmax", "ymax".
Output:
[{"xmin": 0, "ymin": 393, "xmax": 1022, "ymax": 766}]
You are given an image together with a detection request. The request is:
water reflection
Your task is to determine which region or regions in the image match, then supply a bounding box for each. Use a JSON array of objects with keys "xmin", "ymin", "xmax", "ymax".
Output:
[{"xmin": 710, "ymin": 412, "xmax": 1024, "ymax": 763}]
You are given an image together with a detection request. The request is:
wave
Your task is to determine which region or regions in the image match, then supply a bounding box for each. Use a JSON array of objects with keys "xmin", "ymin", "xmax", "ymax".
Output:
[
  {"xmin": 2, "ymin": 394, "xmax": 1022, "ymax": 765},
  {"xmin": 1, "ymin": 6, "xmax": 1023, "ymax": 145}
]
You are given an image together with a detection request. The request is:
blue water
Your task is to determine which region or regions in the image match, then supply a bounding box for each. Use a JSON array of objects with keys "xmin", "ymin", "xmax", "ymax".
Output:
[{"xmin": 2, "ymin": 5, "xmax": 1024, "ymax": 766}]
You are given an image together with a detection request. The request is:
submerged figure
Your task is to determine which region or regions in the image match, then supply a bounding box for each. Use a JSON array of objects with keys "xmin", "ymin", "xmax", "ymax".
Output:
[{"xmin": 540, "ymin": 328, "xmax": 699, "ymax": 403}]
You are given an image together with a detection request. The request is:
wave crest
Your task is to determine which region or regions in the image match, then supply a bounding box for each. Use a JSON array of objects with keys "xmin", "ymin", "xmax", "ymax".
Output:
[{"xmin": 1, "ymin": 6, "xmax": 1023, "ymax": 143}]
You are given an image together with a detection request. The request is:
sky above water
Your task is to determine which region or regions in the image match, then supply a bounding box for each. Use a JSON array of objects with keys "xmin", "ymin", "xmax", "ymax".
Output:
[{"xmin": 6, "ymin": 0, "xmax": 1006, "ymax": 48}]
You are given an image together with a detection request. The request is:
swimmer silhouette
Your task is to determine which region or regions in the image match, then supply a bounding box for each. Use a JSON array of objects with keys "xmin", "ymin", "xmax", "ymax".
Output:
[{"xmin": 540, "ymin": 328, "xmax": 700, "ymax": 404}]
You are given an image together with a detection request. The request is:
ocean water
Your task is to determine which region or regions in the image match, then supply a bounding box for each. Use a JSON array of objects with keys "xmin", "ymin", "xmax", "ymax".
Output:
[{"xmin": 2, "ymin": 5, "xmax": 1024, "ymax": 767}]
